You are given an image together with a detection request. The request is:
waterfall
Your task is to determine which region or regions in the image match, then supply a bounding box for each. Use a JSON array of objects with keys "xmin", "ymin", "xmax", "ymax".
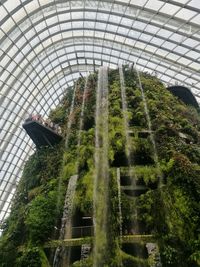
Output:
[
  {"xmin": 119, "ymin": 65, "xmax": 137, "ymax": 183},
  {"xmin": 117, "ymin": 168, "xmax": 123, "ymax": 267},
  {"xmin": 76, "ymin": 75, "xmax": 89, "ymax": 172},
  {"xmin": 134, "ymin": 66, "xmax": 163, "ymax": 267},
  {"xmin": 77, "ymin": 75, "xmax": 88, "ymax": 148},
  {"xmin": 135, "ymin": 66, "xmax": 163, "ymax": 186},
  {"xmin": 53, "ymin": 174, "xmax": 78, "ymax": 267},
  {"xmin": 119, "ymin": 65, "xmax": 131, "ymax": 161},
  {"xmin": 117, "ymin": 168, "xmax": 123, "ymax": 241},
  {"xmin": 77, "ymin": 76, "xmax": 92, "ymax": 261},
  {"xmin": 119, "ymin": 64, "xmax": 139, "ymax": 243},
  {"xmin": 65, "ymin": 83, "xmax": 78, "ymax": 149},
  {"xmin": 56, "ymin": 83, "xmax": 78, "ymax": 219},
  {"xmin": 93, "ymin": 66, "xmax": 109, "ymax": 267},
  {"xmin": 54, "ymin": 76, "xmax": 90, "ymax": 266}
]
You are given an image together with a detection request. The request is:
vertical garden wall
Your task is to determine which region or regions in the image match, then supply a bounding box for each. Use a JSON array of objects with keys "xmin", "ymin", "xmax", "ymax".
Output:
[{"xmin": 0, "ymin": 66, "xmax": 200, "ymax": 267}]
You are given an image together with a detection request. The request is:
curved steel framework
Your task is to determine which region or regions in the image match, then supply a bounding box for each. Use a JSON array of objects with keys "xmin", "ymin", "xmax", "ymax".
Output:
[{"xmin": 0, "ymin": 0, "xmax": 200, "ymax": 226}]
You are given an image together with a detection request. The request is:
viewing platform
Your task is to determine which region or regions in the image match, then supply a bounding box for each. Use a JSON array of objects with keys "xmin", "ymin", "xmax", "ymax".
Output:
[
  {"xmin": 43, "ymin": 235, "xmax": 155, "ymax": 248},
  {"xmin": 22, "ymin": 114, "xmax": 62, "ymax": 148}
]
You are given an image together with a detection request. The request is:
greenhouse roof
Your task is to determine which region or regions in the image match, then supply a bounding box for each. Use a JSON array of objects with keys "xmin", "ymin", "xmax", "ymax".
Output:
[{"xmin": 0, "ymin": 0, "xmax": 200, "ymax": 226}]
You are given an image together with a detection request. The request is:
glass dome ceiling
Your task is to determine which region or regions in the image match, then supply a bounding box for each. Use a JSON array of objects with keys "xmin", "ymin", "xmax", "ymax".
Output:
[{"xmin": 0, "ymin": 0, "xmax": 200, "ymax": 226}]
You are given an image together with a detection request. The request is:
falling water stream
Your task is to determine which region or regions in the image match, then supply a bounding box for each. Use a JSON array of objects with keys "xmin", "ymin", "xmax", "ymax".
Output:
[
  {"xmin": 77, "ymin": 75, "xmax": 89, "ymax": 148},
  {"xmin": 119, "ymin": 65, "xmax": 139, "ymax": 230},
  {"xmin": 76, "ymin": 75, "xmax": 92, "ymax": 261},
  {"xmin": 119, "ymin": 65, "xmax": 135, "ymax": 174},
  {"xmin": 117, "ymin": 168, "xmax": 123, "ymax": 242},
  {"xmin": 53, "ymin": 174, "xmax": 78, "ymax": 267},
  {"xmin": 135, "ymin": 66, "xmax": 163, "ymax": 266},
  {"xmin": 56, "ymin": 83, "xmax": 78, "ymax": 213},
  {"xmin": 65, "ymin": 82, "xmax": 78, "ymax": 149},
  {"xmin": 117, "ymin": 168, "xmax": 123, "ymax": 267},
  {"xmin": 119, "ymin": 65, "xmax": 145, "ymax": 267},
  {"xmin": 93, "ymin": 66, "xmax": 109, "ymax": 267},
  {"xmin": 135, "ymin": 66, "xmax": 163, "ymax": 186},
  {"xmin": 53, "ymin": 77, "xmax": 89, "ymax": 266},
  {"xmin": 53, "ymin": 68, "xmax": 162, "ymax": 266}
]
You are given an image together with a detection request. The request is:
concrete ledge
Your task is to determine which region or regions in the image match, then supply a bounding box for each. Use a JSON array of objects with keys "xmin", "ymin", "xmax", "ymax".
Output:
[{"xmin": 43, "ymin": 235, "xmax": 155, "ymax": 248}]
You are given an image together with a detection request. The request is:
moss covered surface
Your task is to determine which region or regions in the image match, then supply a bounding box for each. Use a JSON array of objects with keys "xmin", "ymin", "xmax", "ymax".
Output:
[{"xmin": 0, "ymin": 68, "xmax": 200, "ymax": 267}]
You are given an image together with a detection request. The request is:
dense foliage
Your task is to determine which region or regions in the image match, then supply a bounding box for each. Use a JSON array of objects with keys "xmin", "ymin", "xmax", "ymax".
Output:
[{"xmin": 0, "ymin": 67, "xmax": 200, "ymax": 267}]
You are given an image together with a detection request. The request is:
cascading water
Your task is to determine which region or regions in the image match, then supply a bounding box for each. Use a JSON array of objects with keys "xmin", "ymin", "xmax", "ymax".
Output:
[
  {"xmin": 135, "ymin": 66, "xmax": 163, "ymax": 267},
  {"xmin": 53, "ymin": 174, "xmax": 78, "ymax": 267},
  {"xmin": 119, "ymin": 65, "xmax": 145, "ymax": 267},
  {"xmin": 77, "ymin": 75, "xmax": 92, "ymax": 260},
  {"xmin": 93, "ymin": 66, "xmax": 109, "ymax": 267},
  {"xmin": 54, "ymin": 76, "xmax": 92, "ymax": 266},
  {"xmin": 119, "ymin": 65, "xmax": 138, "ymax": 183},
  {"xmin": 56, "ymin": 84, "xmax": 78, "ymax": 212},
  {"xmin": 119, "ymin": 66, "xmax": 131, "ymax": 162},
  {"xmin": 117, "ymin": 168, "xmax": 123, "ymax": 242},
  {"xmin": 135, "ymin": 66, "xmax": 163, "ymax": 186},
  {"xmin": 119, "ymin": 65, "xmax": 139, "ymax": 231},
  {"xmin": 77, "ymin": 75, "xmax": 89, "ymax": 156},
  {"xmin": 65, "ymin": 82, "xmax": 78, "ymax": 149},
  {"xmin": 53, "ymin": 82, "xmax": 80, "ymax": 267},
  {"xmin": 117, "ymin": 168, "xmax": 123, "ymax": 267}
]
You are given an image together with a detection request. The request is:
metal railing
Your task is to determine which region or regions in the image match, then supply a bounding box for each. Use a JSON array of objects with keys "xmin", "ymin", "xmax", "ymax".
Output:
[
  {"xmin": 71, "ymin": 226, "xmax": 94, "ymax": 238},
  {"xmin": 24, "ymin": 114, "xmax": 62, "ymax": 135}
]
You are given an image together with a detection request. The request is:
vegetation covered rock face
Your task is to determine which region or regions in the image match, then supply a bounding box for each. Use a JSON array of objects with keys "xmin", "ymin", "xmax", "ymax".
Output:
[{"xmin": 0, "ymin": 67, "xmax": 200, "ymax": 267}]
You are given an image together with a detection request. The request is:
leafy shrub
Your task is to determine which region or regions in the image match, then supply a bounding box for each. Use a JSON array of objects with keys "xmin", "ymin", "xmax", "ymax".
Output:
[
  {"xmin": 25, "ymin": 193, "xmax": 58, "ymax": 243},
  {"xmin": 16, "ymin": 247, "xmax": 41, "ymax": 267}
]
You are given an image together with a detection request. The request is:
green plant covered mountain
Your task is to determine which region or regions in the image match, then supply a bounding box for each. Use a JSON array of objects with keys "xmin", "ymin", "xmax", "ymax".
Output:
[{"xmin": 0, "ymin": 66, "xmax": 200, "ymax": 267}]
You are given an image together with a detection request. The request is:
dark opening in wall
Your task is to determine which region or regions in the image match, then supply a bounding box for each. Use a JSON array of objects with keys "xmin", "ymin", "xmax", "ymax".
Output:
[
  {"xmin": 122, "ymin": 243, "xmax": 148, "ymax": 259},
  {"xmin": 70, "ymin": 246, "xmax": 81, "ymax": 265},
  {"xmin": 129, "ymin": 118, "xmax": 142, "ymax": 127},
  {"xmin": 120, "ymin": 175, "xmax": 132, "ymax": 186},
  {"xmin": 122, "ymin": 218, "xmax": 147, "ymax": 235},
  {"xmin": 73, "ymin": 209, "xmax": 93, "ymax": 227},
  {"xmin": 136, "ymin": 177, "xmax": 146, "ymax": 186},
  {"xmin": 83, "ymin": 117, "xmax": 95, "ymax": 130},
  {"xmin": 128, "ymin": 130, "xmax": 135, "ymax": 137},
  {"xmin": 138, "ymin": 131, "xmax": 151, "ymax": 138},
  {"xmin": 147, "ymin": 181, "xmax": 158, "ymax": 190},
  {"xmin": 111, "ymin": 151, "xmax": 128, "ymax": 167},
  {"xmin": 72, "ymin": 209, "xmax": 93, "ymax": 238},
  {"xmin": 72, "ymin": 226, "xmax": 93, "ymax": 238},
  {"xmin": 123, "ymin": 189, "xmax": 147, "ymax": 197},
  {"xmin": 133, "ymin": 146, "xmax": 154, "ymax": 165}
]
